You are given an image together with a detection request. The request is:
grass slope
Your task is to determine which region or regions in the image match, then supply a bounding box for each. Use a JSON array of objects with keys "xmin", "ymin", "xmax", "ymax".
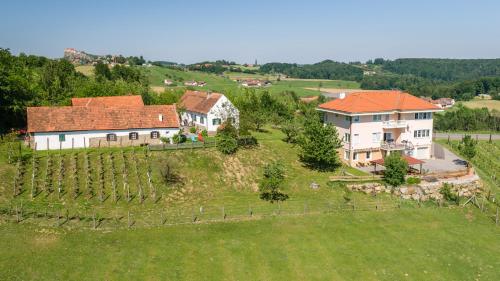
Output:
[{"xmin": 1, "ymin": 208, "xmax": 499, "ymax": 280}]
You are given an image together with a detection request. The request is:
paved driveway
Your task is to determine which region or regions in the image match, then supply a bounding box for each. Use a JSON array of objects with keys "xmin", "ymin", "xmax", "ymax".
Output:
[{"xmin": 356, "ymin": 143, "xmax": 466, "ymax": 174}]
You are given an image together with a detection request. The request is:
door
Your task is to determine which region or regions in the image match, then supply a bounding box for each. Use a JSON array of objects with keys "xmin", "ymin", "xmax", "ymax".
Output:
[
  {"xmin": 417, "ymin": 147, "xmax": 428, "ymax": 159},
  {"xmin": 383, "ymin": 132, "xmax": 392, "ymax": 142}
]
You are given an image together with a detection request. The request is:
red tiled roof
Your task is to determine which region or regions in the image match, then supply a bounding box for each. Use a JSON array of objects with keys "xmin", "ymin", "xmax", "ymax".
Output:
[
  {"xmin": 71, "ymin": 95, "xmax": 144, "ymax": 107},
  {"xmin": 370, "ymin": 155, "xmax": 424, "ymax": 166},
  {"xmin": 27, "ymin": 104, "xmax": 179, "ymax": 133},
  {"xmin": 178, "ymin": 90, "xmax": 222, "ymax": 114},
  {"xmin": 318, "ymin": 90, "xmax": 440, "ymax": 114}
]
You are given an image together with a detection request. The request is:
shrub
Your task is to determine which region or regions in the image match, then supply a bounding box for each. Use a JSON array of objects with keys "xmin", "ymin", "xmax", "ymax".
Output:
[
  {"xmin": 172, "ymin": 134, "xmax": 186, "ymax": 144},
  {"xmin": 383, "ymin": 153, "xmax": 408, "ymax": 187},
  {"xmin": 406, "ymin": 177, "xmax": 421, "ymax": 185},
  {"xmin": 216, "ymin": 121, "xmax": 239, "ymax": 154},
  {"xmin": 160, "ymin": 137, "xmax": 170, "ymax": 144},
  {"xmin": 237, "ymin": 135, "xmax": 258, "ymax": 148},
  {"xmin": 343, "ymin": 185, "xmax": 352, "ymax": 203},
  {"xmin": 189, "ymin": 127, "xmax": 197, "ymax": 134},
  {"xmin": 440, "ymin": 183, "xmax": 459, "ymax": 203},
  {"xmin": 259, "ymin": 161, "xmax": 288, "ymax": 203},
  {"xmin": 201, "ymin": 130, "xmax": 208, "ymax": 138}
]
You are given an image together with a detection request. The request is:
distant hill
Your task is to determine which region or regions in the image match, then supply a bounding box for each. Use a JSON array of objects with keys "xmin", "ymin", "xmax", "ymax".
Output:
[
  {"xmin": 259, "ymin": 60, "xmax": 364, "ymax": 81},
  {"xmin": 380, "ymin": 58, "xmax": 500, "ymax": 81}
]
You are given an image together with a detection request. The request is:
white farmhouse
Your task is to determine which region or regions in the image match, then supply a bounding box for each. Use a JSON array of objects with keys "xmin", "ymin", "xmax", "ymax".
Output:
[
  {"xmin": 27, "ymin": 95, "xmax": 180, "ymax": 150},
  {"xmin": 317, "ymin": 90, "xmax": 443, "ymax": 167},
  {"xmin": 178, "ymin": 90, "xmax": 239, "ymax": 133}
]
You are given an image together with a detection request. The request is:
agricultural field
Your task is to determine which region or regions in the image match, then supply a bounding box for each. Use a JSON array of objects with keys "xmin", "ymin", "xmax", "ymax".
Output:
[
  {"xmin": 142, "ymin": 66, "xmax": 360, "ymax": 97},
  {"xmin": 460, "ymin": 99, "xmax": 500, "ymax": 111}
]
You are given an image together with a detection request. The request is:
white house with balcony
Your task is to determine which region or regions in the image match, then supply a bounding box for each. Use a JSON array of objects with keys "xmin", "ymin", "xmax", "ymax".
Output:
[
  {"xmin": 317, "ymin": 90, "xmax": 443, "ymax": 167},
  {"xmin": 178, "ymin": 90, "xmax": 239, "ymax": 133}
]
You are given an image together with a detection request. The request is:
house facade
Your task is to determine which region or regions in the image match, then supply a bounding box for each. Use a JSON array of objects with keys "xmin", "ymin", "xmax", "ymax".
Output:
[
  {"xmin": 178, "ymin": 90, "xmax": 239, "ymax": 132},
  {"xmin": 317, "ymin": 91, "xmax": 442, "ymax": 166},
  {"xmin": 27, "ymin": 96, "xmax": 180, "ymax": 150}
]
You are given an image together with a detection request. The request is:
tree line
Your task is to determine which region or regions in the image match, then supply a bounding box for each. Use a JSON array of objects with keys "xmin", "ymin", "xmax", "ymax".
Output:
[
  {"xmin": 259, "ymin": 60, "xmax": 364, "ymax": 81},
  {"xmin": 434, "ymin": 105, "xmax": 500, "ymax": 132}
]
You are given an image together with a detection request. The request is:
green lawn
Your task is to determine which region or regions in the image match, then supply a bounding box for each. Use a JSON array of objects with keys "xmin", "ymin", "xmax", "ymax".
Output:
[{"xmin": 1, "ymin": 208, "xmax": 499, "ymax": 280}]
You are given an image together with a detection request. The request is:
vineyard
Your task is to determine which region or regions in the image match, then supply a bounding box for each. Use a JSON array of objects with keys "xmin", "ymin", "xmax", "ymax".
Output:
[{"xmin": 2, "ymin": 146, "xmax": 175, "ymax": 214}]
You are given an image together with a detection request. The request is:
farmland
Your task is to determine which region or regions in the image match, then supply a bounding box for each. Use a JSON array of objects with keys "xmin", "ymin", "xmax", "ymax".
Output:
[{"xmin": 461, "ymin": 99, "xmax": 500, "ymax": 111}]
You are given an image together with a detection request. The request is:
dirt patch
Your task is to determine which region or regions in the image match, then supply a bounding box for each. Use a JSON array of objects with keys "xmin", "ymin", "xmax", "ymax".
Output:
[{"xmin": 222, "ymin": 156, "xmax": 258, "ymax": 191}]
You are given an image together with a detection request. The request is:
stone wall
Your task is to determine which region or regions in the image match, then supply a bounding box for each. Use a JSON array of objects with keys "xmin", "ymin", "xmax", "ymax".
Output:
[{"xmin": 348, "ymin": 180, "xmax": 482, "ymax": 202}]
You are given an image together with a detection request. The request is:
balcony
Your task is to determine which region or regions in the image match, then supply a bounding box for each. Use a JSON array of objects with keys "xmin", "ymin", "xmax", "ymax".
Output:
[
  {"xmin": 380, "ymin": 140, "xmax": 414, "ymax": 151},
  {"xmin": 382, "ymin": 120, "xmax": 407, "ymax": 129}
]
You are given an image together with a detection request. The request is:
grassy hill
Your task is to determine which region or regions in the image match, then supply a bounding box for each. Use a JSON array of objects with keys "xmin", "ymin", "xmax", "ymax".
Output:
[
  {"xmin": 1, "ymin": 129, "xmax": 500, "ymax": 279},
  {"xmin": 143, "ymin": 66, "xmax": 360, "ymax": 97}
]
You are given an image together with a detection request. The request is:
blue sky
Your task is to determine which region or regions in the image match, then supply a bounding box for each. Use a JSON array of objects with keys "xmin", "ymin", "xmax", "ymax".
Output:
[{"xmin": 1, "ymin": 0, "xmax": 499, "ymax": 64}]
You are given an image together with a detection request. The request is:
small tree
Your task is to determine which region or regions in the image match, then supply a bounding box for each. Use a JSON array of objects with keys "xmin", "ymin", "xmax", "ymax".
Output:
[
  {"xmin": 297, "ymin": 116, "xmax": 342, "ymax": 170},
  {"xmin": 280, "ymin": 118, "xmax": 301, "ymax": 143},
  {"xmin": 383, "ymin": 153, "xmax": 408, "ymax": 187},
  {"xmin": 259, "ymin": 161, "xmax": 289, "ymax": 203},
  {"xmin": 458, "ymin": 135, "xmax": 477, "ymax": 165},
  {"xmin": 216, "ymin": 121, "xmax": 238, "ymax": 154}
]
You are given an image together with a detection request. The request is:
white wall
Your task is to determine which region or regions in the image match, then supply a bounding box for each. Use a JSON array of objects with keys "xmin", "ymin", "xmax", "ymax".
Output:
[
  {"xmin": 179, "ymin": 95, "xmax": 239, "ymax": 132},
  {"xmin": 207, "ymin": 95, "xmax": 239, "ymax": 132},
  {"xmin": 33, "ymin": 128, "xmax": 179, "ymax": 150}
]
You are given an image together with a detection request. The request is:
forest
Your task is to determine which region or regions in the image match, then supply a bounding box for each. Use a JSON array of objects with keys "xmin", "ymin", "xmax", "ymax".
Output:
[
  {"xmin": 379, "ymin": 58, "xmax": 500, "ymax": 81},
  {"xmin": 259, "ymin": 60, "xmax": 364, "ymax": 81},
  {"xmin": 434, "ymin": 104, "xmax": 500, "ymax": 132}
]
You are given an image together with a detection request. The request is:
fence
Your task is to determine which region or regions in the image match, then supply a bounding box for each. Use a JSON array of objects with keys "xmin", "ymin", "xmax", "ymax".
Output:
[
  {"xmin": 3, "ymin": 196, "xmax": 490, "ymax": 230},
  {"xmin": 149, "ymin": 139, "xmax": 216, "ymax": 151}
]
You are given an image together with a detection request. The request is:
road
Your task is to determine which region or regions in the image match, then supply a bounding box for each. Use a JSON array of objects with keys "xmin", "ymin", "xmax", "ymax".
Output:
[{"xmin": 434, "ymin": 133, "xmax": 500, "ymax": 140}]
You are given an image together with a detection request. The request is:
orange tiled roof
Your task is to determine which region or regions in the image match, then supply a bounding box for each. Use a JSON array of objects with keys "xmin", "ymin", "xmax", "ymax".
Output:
[
  {"xmin": 27, "ymin": 104, "xmax": 179, "ymax": 133},
  {"xmin": 317, "ymin": 90, "xmax": 440, "ymax": 114},
  {"xmin": 71, "ymin": 95, "xmax": 144, "ymax": 107},
  {"xmin": 178, "ymin": 90, "xmax": 222, "ymax": 114}
]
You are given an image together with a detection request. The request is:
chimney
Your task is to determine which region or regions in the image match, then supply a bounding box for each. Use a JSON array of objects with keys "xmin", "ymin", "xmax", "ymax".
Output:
[
  {"xmin": 207, "ymin": 90, "xmax": 212, "ymax": 99},
  {"xmin": 159, "ymin": 114, "xmax": 163, "ymax": 121}
]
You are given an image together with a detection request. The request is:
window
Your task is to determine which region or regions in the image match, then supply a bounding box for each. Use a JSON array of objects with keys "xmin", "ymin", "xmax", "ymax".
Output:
[
  {"xmin": 106, "ymin": 133, "xmax": 117, "ymax": 141},
  {"xmin": 384, "ymin": 114, "xmax": 390, "ymax": 121},
  {"xmin": 200, "ymin": 116, "xmax": 205, "ymax": 124},
  {"xmin": 58, "ymin": 134, "xmax": 65, "ymax": 142},
  {"xmin": 372, "ymin": 132, "xmax": 381, "ymax": 143},
  {"xmin": 353, "ymin": 116, "xmax": 360, "ymax": 122},
  {"xmin": 344, "ymin": 151, "xmax": 350, "ymax": 160},
  {"xmin": 150, "ymin": 131, "xmax": 160, "ymax": 139},
  {"xmin": 414, "ymin": 129, "xmax": 430, "ymax": 138},
  {"xmin": 415, "ymin": 112, "xmax": 432, "ymax": 120},
  {"xmin": 213, "ymin": 118, "xmax": 221, "ymax": 125},
  {"xmin": 353, "ymin": 134, "xmax": 360, "ymax": 144},
  {"xmin": 353, "ymin": 152, "xmax": 358, "ymax": 161},
  {"xmin": 344, "ymin": 133, "xmax": 351, "ymax": 143},
  {"xmin": 366, "ymin": 151, "xmax": 371, "ymax": 160},
  {"xmin": 345, "ymin": 116, "xmax": 351, "ymax": 122},
  {"xmin": 373, "ymin": 114, "xmax": 382, "ymax": 121},
  {"xmin": 129, "ymin": 132, "xmax": 138, "ymax": 140}
]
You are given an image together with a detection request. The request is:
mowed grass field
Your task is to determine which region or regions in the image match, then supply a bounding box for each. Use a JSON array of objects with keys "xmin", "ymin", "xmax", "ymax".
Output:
[
  {"xmin": 460, "ymin": 99, "xmax": 500, "ymax": 111},
  {"xmin": 1, "ymin": 208, "xmax": 499, "ymax": 280}
]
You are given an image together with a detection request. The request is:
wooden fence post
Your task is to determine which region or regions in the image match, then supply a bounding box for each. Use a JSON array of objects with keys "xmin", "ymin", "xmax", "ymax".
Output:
[
  {"xmin": 222, "ymin": 206, "xmax": 225, "ymax": 220},
  {"xmin": 496, "ymin": 207, "xmax": 499, "ymax": 226}
]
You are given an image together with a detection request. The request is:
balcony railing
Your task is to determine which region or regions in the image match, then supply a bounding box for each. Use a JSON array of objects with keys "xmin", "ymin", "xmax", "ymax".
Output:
[
  {"xmin": 382, "ymin": 120, "xmax": 407, "ymax": 129},
  {"xmin": 380, "ymin": 141, "xmax": 406, "ymax": 151}
]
